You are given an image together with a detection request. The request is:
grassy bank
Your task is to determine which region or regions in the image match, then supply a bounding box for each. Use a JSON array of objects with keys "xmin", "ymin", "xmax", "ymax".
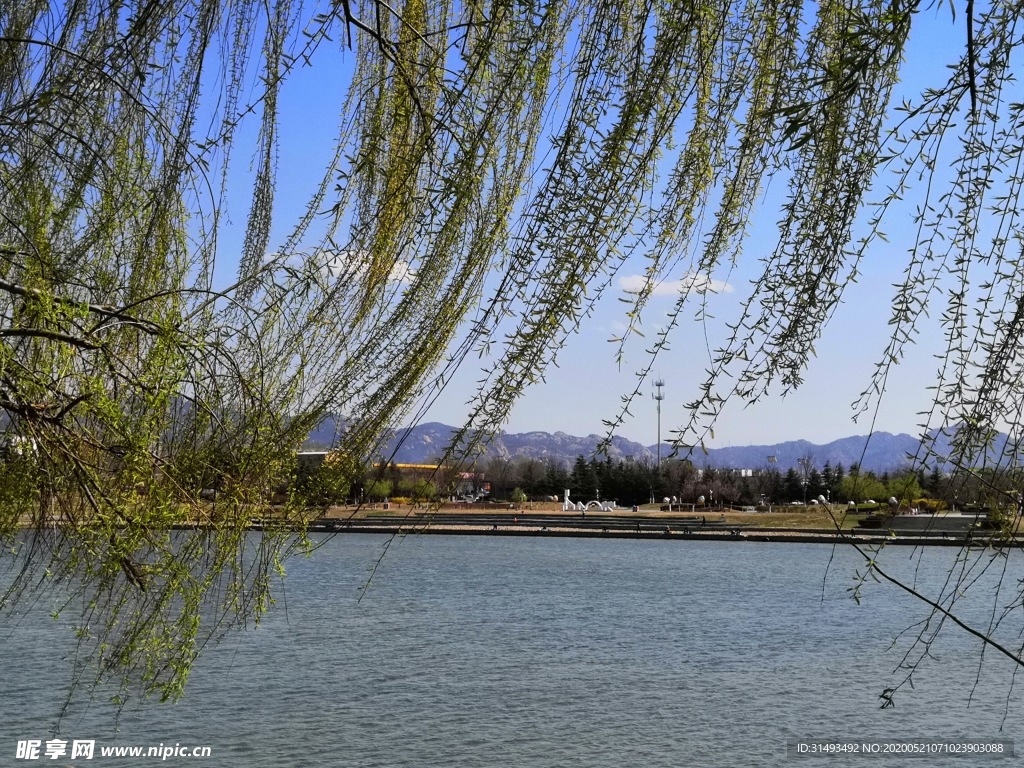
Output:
[{"xmin": 324, "ymin": 502, "xmax": 868, "ymax": 531}]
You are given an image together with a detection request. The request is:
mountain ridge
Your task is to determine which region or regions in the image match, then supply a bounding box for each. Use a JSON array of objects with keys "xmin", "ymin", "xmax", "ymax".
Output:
[{"xmin": 306, "ymin": 418, "xmax": 961, "ymax": 471}]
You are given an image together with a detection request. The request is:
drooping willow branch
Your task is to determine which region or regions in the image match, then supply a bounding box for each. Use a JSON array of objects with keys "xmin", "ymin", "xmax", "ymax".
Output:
[{"xmin": 1, "ymin": 0, "xmax": 1024, "ymax": 706}]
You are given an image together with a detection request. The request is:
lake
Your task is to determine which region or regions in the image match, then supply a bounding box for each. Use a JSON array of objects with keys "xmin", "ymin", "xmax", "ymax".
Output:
[{"xmin": 2, "ymin": 535, "xmax": 1022, "ymax": 766}]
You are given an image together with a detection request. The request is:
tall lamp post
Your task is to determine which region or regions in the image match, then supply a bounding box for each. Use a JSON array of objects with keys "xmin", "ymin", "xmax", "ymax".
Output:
[
  {"xmin": 653, "ymin": 379, "xmax": 665, "ymax": 469},
  {"xmin": 798, "ymin": 457, "xmax": 811, "ymax": 505}
]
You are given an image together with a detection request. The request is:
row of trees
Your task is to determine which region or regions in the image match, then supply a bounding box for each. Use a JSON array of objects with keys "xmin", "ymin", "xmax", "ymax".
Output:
[
  {"xmin": 480, "ymin": 454, "xmax": 1016, "ymax": 510},
  {"xmin": 298, "ymin": 458, "xmax": 445, "ymax": 504}
]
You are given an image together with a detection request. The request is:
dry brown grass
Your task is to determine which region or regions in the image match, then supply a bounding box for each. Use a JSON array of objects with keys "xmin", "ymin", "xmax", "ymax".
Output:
[
  {"xmin": 322, "ymin": 501, "xmax": 866, "ymax": 529},
  {"xmin": 713, "ymin": 509, "xmax": 865, "ymax": 530}
]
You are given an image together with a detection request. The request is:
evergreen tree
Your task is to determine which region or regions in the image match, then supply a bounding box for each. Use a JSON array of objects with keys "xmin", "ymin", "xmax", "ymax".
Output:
[
  {"xmin": 571, "ymin": 456, "xmax": 596, "ymax": 499},
  {"xmin": 808, "ymin": 469, "xmax": 825, "ymax": 500},
  {"xmin": 822, "ymin": 462, "xmax": 835, "ymax": 496},
  {"xmin": 542, "ymin": 459, "xmax": 571, "ymax": 498},
  {"xmin": 833, "ymin": 463, "xmax": 846, "ymax": 490},
  {"xmin": 784, "ymin": 468, "xmax": 804, "ymax": 502}
]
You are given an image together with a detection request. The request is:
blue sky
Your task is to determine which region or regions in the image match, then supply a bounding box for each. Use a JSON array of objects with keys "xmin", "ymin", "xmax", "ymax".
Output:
[{"xmin": 213, "ymin": 3, "xmax": 978, "ymax": 448}]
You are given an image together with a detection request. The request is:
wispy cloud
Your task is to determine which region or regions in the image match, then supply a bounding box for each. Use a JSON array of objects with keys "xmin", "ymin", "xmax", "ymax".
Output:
[
  {"xmin": 618, "ymin": 273, "xmax": 733, "ymax": 296},
  {"xmin": 322, "ymin": 250, "xmax": 417, "ymax": 284}
]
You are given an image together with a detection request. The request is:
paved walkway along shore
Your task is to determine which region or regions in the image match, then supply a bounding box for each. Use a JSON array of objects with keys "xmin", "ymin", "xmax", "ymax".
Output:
[{"xmin": 289, "ymin": 511, "xmax": 1022, "ymax": 548}]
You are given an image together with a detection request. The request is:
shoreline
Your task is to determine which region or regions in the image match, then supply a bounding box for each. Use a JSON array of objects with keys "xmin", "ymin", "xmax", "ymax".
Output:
[
  {"xmin": 300, "ymin": 515, "xmax": 1019, "ymax": 548},
  {"xmin": 328, "ymin": 528, "xmax": 1017, "ymax": 547},
  {"xmin": 20, "ymin": 504, "xmax": 1014, "ymax": 549}
]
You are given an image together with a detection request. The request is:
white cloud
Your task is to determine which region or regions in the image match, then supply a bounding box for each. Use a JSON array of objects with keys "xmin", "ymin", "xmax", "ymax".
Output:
[
  {"xmin": 270, "ymin": 249, "xmax": 418, "ymax": 289},
  {"xmin": 322, "ymin": 250, "xmax": 416, "ymax": 284},
  {"xmin": 386, "ymin": 259, "xmax": 416, "ymax": 284},
  {"xmin": 618, "ymin": 273, "xmax": 733, "ymax": 296},
  {"xmin": 608, "ymin": 320, "xmax": 629, "ymax": 335}
]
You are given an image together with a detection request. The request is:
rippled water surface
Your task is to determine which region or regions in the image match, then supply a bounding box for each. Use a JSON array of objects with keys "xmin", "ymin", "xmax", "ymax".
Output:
[{"xmin": 3, "ymin": 535, "xmax": 1023, "ymax": 766}]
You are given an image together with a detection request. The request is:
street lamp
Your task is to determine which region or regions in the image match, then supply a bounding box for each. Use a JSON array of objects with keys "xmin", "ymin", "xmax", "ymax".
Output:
[
  {"xmin": 653, "ymin": 379, "xmax": 665, "ymax": 469},
  {"xmin": 817, "ymin": 494, "xmax": 832, "ymax": 525},
  {"xmin": 798, "ymin": 457, "xmax": 812, "ymax": 504}
]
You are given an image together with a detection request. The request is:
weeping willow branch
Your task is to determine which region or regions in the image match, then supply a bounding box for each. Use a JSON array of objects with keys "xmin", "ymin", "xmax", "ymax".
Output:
[{"xmin": 1, "ymin": 0, "xmax": 1024, "ymax": 706}]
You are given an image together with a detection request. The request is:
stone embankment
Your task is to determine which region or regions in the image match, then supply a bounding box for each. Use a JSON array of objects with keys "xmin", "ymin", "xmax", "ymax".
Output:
[{"xmin": 283, "ymin": 509, "xmax": 1020, "ymax": 548}]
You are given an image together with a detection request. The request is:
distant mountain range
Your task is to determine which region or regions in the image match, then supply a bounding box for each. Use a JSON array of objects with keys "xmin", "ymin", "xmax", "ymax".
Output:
[{"xmin": 305, "ymin": 419, "xmax": 988, "ymax": 472}]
